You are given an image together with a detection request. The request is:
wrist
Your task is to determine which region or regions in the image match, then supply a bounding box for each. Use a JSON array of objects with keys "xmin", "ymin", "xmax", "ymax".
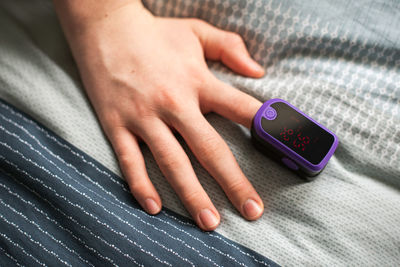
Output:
[{"xmin": 53, "ymin": 0, "xmax": 149, "ymax": 38}]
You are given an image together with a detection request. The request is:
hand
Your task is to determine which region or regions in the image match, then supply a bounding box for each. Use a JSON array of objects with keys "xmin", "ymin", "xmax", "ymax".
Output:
[{"xmin": 54, "ymin": 1, "xmax": 265, "ymax": 231}]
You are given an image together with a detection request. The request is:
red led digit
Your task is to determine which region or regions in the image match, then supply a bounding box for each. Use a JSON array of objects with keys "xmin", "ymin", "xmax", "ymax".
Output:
[
  {"xmin": 293, "ymin": 133, "xmax": 310, "ymax": 151},
  {"xmin": 280, "ymin": 127, "xmax": 294, "ymax": 141},
  {"xmin": 293, "ymin": 134, "xmax": 311, "ymax": 151}
]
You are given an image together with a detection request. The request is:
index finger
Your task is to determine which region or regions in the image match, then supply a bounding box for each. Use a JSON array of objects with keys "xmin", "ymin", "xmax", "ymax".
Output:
[{"xmin": 200, "ymin": 78, "xmax": 262, "ymax": 129}]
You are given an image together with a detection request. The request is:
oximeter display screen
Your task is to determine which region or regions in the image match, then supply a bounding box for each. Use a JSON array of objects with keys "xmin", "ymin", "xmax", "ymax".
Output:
[{"xmin": 261, "ymin": 102, "xmax": 334, "ymax": 165}]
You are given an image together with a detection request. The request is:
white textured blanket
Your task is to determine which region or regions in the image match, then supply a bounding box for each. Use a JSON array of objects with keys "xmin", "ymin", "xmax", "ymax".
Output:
[{"xmin": 1, "ymin": 0, "xmax": 399, "ymax": 265}]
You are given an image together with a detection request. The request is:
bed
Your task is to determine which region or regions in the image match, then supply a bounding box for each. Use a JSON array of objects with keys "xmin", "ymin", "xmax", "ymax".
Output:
[{"xmin": 1, "ymin": 0, "xmax": 399, "ymax": 266}]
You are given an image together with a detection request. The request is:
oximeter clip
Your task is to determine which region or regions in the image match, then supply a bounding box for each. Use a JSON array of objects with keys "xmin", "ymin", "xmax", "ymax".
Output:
[{"xmin": 251, "ymin": 99, "xmax": 339, "ymax": 179}]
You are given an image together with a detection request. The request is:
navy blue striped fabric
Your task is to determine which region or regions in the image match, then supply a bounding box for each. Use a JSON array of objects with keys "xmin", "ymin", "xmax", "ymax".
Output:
[{"xmin": 0, "ymin": 98, "xmax": 279, "ymax": 267}]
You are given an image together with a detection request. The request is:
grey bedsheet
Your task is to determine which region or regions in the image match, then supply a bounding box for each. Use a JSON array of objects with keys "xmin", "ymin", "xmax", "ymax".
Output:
[{"xmin": 1, "ymin": 0, "xmax": 399, "ymax": 265}]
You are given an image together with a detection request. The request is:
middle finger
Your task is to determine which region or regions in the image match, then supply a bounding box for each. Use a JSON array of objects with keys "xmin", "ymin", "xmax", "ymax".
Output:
[{"xmin": 173, "ymin": 109, "xmax": 264, "ymax": 220}]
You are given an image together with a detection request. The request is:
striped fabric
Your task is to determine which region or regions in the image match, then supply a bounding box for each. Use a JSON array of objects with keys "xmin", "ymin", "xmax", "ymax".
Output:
[{"xmin": 0, "ymin": 98, "xmax": 278, "ymax": 267}]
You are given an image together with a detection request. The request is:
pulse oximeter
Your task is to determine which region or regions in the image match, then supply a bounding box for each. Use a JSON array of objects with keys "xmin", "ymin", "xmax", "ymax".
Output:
[{"xmin": 251, "ymin": 99, "xmax": 339, "ymax": 178}]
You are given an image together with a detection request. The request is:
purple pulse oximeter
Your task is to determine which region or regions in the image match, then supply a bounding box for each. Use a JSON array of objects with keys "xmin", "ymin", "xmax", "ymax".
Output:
[{"xmin": 251, "ymin": 99, "xmax": 339, "ymax": 178}]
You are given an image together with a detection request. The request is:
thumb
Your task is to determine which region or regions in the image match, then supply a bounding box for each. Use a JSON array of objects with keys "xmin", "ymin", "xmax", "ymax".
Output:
[{"xmin": 190, "ymin": 19, "xmax": 265, "ymax": 78}]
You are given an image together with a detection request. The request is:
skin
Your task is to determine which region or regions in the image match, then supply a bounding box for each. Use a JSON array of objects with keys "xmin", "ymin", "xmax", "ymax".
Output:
[{"xmin": 53, "ymin": 0, "xmax": 265, "ymax": 231}]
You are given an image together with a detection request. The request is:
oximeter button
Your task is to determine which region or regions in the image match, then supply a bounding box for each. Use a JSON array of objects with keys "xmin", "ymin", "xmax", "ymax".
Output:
[
  {"xmin": 282, "ymin": 157, "xmax": 299, "ymax": 171},
  {"xmin": 264, "ymin": 107, "xmax": 277, "ymax": 120}
]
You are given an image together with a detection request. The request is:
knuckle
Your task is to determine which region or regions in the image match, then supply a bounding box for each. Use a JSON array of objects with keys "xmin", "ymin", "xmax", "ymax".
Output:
[
  {"xmin": 185, "ymin": 63, "xmax": 208, "ymax": 83},
  {"xmin": 117, "ymin": 155, "xmax": 148, "ymax": 193},
  {"xmin": 101, "ymin": 111, "xmax": 126, "ymax": 136},
  {"xmin": 156, "ymin": 88, "xmax": 185, "ymax": 114},
  {"xmin": 160, "ymin": 156, "xmax": 182, "ymax": 171},
  {"xmin": 188, "ymin": 18, "xmax": 208, "ymax": 28},
  {"xmin": 181, "ymin": 189, "xmax": 204, "ymax": 204},
  {"xmin": 226, "ymin": 179, "xmax": 248, "ymax": 195},
  {"xmin": 118, "ymin": 153, "xmax": 133, "ymax": 168},
  {"xmin": 132, "ymin": 103, "xmax": 155, "ymax": 121},
  {"xmin": 153, "ymin": 87, "xmax": 199, "ymax": 126},
  {"xmin": 128, "ymin": 179, "xmax": 147, "ymax": 194},
  {"xmin": 156, "ymin": 147, "xmax": 183, "ymax": 171},
  {"xmin": 197, "ymin": 134, "xmax": 225, "ymax": 163},
  {"xmin": 225, "ymin": 32, "xmax": 244, "ymax": 46}
]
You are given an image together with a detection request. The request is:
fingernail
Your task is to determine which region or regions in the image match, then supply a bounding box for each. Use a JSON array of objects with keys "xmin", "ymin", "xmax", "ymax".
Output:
[
  {"xmin": 243, "ymin": 199, "xmax": 262, "ymax": 219},
  {"xmin": 199, "ymin": 209, "xmax": 219, "ymax": 230},
  {"xmin": 144, "ymin": 198, "xmax": 160, "ymax": 214}
]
